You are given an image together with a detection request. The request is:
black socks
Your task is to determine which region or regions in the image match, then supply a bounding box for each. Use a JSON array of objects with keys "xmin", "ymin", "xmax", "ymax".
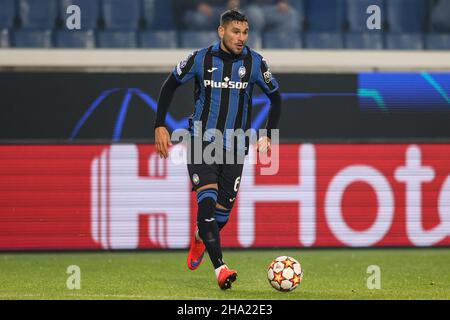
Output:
[{"xmin": 196, "ymin": 188, "xmax": 224, "ymax": 269}]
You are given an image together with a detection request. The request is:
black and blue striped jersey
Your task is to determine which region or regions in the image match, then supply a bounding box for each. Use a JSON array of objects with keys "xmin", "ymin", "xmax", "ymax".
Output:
[{"xmin": 172, "ymin": 41, "xmax": 279, "ymax": 149}]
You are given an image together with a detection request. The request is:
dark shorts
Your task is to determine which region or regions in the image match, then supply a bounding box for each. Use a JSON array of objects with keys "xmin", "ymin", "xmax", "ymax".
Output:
[{"xmin": 186, "ymin": 138, "xmax": 245, "ymax": 209}]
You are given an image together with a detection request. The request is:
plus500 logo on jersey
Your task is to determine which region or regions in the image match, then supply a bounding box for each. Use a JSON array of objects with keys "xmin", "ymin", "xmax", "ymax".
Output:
[{"xmin": 204, "ymin": 77, "xmax": 248, "ymax": 89}]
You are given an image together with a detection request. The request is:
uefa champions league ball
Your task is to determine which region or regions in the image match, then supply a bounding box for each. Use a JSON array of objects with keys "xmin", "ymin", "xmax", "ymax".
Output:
[{"xmin": 267, "ymin": 256, "xmax": 303, "ymax": 292}]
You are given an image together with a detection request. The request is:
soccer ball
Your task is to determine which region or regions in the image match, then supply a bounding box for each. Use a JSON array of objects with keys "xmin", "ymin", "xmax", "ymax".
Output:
[{"xmin": 267, "ymin": 256, "xmax": 303, "ymax": 292}]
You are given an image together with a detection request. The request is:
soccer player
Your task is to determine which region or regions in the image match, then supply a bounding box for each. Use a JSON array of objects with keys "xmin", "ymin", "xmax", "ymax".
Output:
[{"xmin": 154, "ymin": 10, "xmax": 281, "ymax": 290}]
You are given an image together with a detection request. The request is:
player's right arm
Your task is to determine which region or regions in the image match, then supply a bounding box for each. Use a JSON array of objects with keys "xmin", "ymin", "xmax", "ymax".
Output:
[{"xmin": 154, "ymin": 51, "xmax": 199, "ymax": 158}]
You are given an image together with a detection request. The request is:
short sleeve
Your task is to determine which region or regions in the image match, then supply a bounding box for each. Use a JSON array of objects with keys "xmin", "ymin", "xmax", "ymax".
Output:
[
  {"xmin": 255, "ymin": 57, "xmax": 279, "ymax": 95},
  {"xmin": 172, "ymin": 51, "xmax": 199, "ymax": 84}
]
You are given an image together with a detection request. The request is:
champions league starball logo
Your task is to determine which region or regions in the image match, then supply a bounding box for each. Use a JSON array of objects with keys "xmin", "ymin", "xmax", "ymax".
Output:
[
  {"xmin": 71, "ymin": 87, "xmax": 404, "ymax": 146},
  {"xmin": 263, "ymin": 70, "xmax": 272, "ymax": 84},
  {"xmin": 69, "ymin": 88, "xmax": 288, "ymax": 142},
  {"xmin": 73, "ymin": 82, "xmax": 436, "ymax": 146},
  {"xmin": 177, "ymin": 51, "xmax": 194, "ymax": 76},
  {"xmin": 69, "ymin": 87, "xmax": 281, "ymax": 172}
]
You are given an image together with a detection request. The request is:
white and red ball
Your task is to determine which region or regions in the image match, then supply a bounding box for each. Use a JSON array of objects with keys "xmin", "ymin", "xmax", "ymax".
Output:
[{"xmin": 267, "ymin": 256, "xmax": 303, "ymax": 292}]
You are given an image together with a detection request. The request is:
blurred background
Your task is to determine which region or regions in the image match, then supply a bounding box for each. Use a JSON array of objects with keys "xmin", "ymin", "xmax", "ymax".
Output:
[
  {"xmin": 0, "ymin": 0, "xmax": 449, "ymax": 251},
  {"xmin": 0, "ymin": 0, "xmax": 449, "ymax": 49}
]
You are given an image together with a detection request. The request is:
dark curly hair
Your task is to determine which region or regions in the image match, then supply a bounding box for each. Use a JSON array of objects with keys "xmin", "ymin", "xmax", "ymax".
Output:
[{"xmin": 220, "ymin": 10, "xmax": 248, "ymax": 26}]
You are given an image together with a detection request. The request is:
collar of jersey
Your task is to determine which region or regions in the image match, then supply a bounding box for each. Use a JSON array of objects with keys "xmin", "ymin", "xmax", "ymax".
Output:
[{"xmin": 211, "ymin": 41, "xmax": 248, "ymax": 61}]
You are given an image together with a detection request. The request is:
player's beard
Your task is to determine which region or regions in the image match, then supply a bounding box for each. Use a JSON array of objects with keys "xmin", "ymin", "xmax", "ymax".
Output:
[{"xmin": 222, "ymin": 38, "xmax": 243, "ymax": 56}]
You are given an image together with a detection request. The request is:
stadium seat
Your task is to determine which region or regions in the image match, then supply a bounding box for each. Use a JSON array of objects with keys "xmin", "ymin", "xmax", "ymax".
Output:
[
  {"xmin": 97, "ymin": 31, "xmax": 138, "ymax": 48},
  {"xmin": 385, "ymin": 33, "xmax": 424, "ymax": 50},
  {"xmin": 18, "ymin": 0, "xmax": 57, "ymax": 29},
  {"xmin": 55, "ymin": 30, "xmax": 96, "ymax": 48},
  {"xmin": 12, "ymin": 29, "xmax": 53, "ymax": 48},
  {"xmin": 139, "ymin": 30, "xmax": 177, "ymax": 48},
  {"xmin": 263, "ymin": 32, "xmax": 302, "ymax": 49},
  {"xmin": 305, "ymin": 32, "xmax": 344, "ymax": 49},
  {"xmin": 345, "ymin": 33, "xmax": 383, "ymax": 49},
  {"xmin": 387, "ymin": 0, "xmax": 428, "ymax": 33},
  {"xmin": 60, "ymin": 0, "xmax": 100, "ymax": 30},
  {"xmin": 179, "ymin": 31, "xmax": 218, "ymax": 48},
  {"xmin": 346, "ymin": 0, "xmax": 385, "ymax": 32},
  {"xmin": 0, "ymin": 29, "xmax": 10, "ymax": 48},
  {"xmin": 425, "ymin": 33, "xmax": 450, "ymax": 50},
  {"xmin": 102, "ymin": 0, "xmax": 141, "ymax": 30},
  {"xmin": 430, "ymin": 0, "xmax": 450, "ymax": 33},
  {"xmin": 304, "ymin": 0, "xmax": 344, "ymax": 32},
  {"xmin": 142, "ymin": 0, "xmax": 175, "ymax": 30},
  {"xmin": 0, "ymin": 0, "xmax": 15, "ymax": 29}
]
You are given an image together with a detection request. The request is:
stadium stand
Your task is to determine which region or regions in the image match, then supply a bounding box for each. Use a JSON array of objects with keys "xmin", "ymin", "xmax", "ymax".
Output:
[
  {"xmin": 430, "ymin": 0, "xmax": 450, "ymax": 32},
  {"xmin": 18, "ymin": 0, "xmax": 57, "ymax": 29},
  {"xmin": 305, "ymin": 32, "xmax": 344, "ymax": 49},
  {"xmin": 60, "ymin": 0, "xmax": 100, "ymax": 30},
  {"xmin": 97, "ymin": 30, "xmax": 138, "ymax": 48},
  {"xmin": 142, "ymin": 0, "xmax": 175, "ymax": 31},
  {"xmin": 425, "ymin": 33, "xmax": 450, "ymax": 50},
  {"xmin": 139, "ymin": 30, "xmax": 177, "ymax": 48},
  {"xmin": 179, "ymin": 31, "xmax": 218, "ymax": 48},
  {"xmin": 304, "ymin": 0, "xmax": 344, "ymax": 32},
  {"xmin": 0, "ymin": 29, "xmax": 10, "ymax": 48},
  {"xmin": 0, "ymin": 0, "xmax": 16, "ymax": 29},
  {"xmin": 263, "ymin": 31, "xmax": 302, "ymax": 49},
  {"xmin": 346, "ymin": 0, "xmax": 385, "ymax": 32},
  {"xmin": 246, "ymin": 31, "xmax": 262, "ymax": 49},
  {"xmin": 289, "ymin": 0, "xmax": 306, "ymax": 31},
  {"xmin": 101, "ymin": 0, "xmax": 141, "ymax": 31},
  {"xmin": 386, "ymin": 0, "xmax": 428, "ymax": 33},
  {"xmin": 55, "ymin": 30, "xmax": 95, "ymax": 48},
  {"xmin": 12, "ymin": 29, "xmax": 53, "ymax": 48},
  {"xmin": 345, "ymin": 33, "xmax": 384, "ymax": 50},
  {"xmin": 385, "ymin": 33, "xmax": 424, "ymax": 50},
  {"xmin": 0, "ymin": 0, "xmax": 447, "ymax": 50}
]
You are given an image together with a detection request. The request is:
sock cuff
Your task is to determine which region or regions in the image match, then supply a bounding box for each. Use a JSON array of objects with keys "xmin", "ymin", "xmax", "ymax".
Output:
[
  {"xmin": 197, "ymin": 188, "xmax": 218, "ymax": 203},
  {"xmin": 215, "ymin": 264, "xmax": 227, "ymax": 278},
  {"xmin": 214, "ymin": 207, "xmax": 231, "ymax": 223}
]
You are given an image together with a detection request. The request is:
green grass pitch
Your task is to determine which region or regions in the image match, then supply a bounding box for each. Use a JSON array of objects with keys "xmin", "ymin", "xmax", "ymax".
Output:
[{"xmin": 1, "ymin": 249, "xmax": 450, "ymax": 300}]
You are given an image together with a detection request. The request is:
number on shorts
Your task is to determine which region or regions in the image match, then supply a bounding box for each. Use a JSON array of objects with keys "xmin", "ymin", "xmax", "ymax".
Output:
[{"xmin": 234, "ymin": 177, "xmax": 241, "ymax": 192}]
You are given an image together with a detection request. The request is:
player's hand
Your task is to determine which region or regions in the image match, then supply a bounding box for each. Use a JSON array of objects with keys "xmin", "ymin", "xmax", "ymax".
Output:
[
  {"xmin": 257, "ymin": 136, "xmax": 271, "ymax": 153},
  {"xmin": 155, "ymin": 126, "xmax": 172, "ymax": 159}
]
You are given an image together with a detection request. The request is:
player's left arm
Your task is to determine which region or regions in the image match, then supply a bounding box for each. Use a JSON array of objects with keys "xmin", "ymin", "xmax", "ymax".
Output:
[
  {"xmin": 259, "ymin": 90, "xmax": 281, "ymax": 152},
  {"xmin": 255, "ymin": 56, "xmax": 282, "ymax": 153}
]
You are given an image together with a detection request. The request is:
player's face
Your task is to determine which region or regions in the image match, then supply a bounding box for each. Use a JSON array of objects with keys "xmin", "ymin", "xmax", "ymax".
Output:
[{"xmin": 219, "ymin": 20, "xmax": 249, "ymax": 55}]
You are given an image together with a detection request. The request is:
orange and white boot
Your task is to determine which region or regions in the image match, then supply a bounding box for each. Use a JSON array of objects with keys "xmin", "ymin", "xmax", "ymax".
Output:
[
  {"xmin": 187, "ymin": 230, "xmax": 206, "ymax": 270},
  {"xmin": 216, "ymin": 265, "xmax": 238, "ymax": 290}
]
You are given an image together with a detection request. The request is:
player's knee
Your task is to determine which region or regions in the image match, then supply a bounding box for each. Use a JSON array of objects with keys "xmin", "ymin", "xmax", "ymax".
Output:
[
  {"xmin": 196, "ymin": 188, "xmax": 220, "ymax": 241},
  {"xmin": 196, "ymin": 188, "xmax": 218, "ymax": 223}
]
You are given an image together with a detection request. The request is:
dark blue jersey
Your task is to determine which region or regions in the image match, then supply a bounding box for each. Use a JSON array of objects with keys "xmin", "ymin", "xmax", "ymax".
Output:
[{"xmin": 172, "ymin": 41, "xmax": 279, "ymax": 150}]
